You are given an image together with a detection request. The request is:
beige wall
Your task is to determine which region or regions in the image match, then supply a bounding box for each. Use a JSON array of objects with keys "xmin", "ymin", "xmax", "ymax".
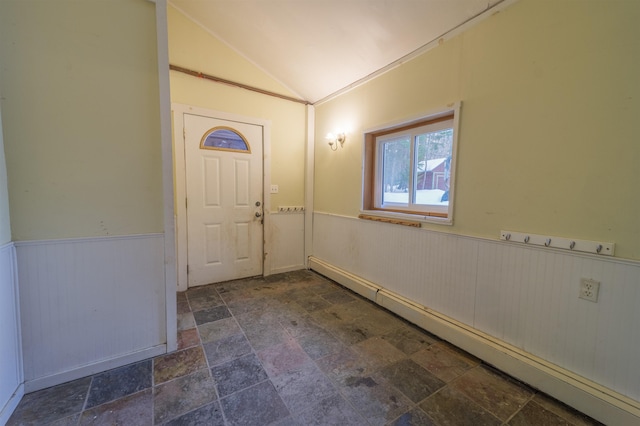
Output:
[
  {"xmin": 168, "ymin": 6, "xmax": 307, "ymax": 209},
  {"xmin": 0, "ymin": 106, "xmax": 10, "ymax": 245},
  {"xmin": 315, "ymin": 0, "xmax": 640, "ymax": 260},
  {"xmin": 0, "ymin": 0, "xmax": 164, "ymax": 241}
]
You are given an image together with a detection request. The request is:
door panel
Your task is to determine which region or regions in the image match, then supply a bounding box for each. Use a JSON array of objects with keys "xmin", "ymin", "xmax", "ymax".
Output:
[
  {"xmin": 234, "ymin": 159, "xmax": 250, "ymax": 206},
  {"xmin": 204, "ymin": 224, "xmax": 221, "ymax": 265},
  {"xmin": 235, "ymin": 222, "xmax": 250, "ymax": 260},
  {"xmin": 184, "ymin": 114, "xmax": 263, "ymax": 286},
  {"xmin": 203, "ymin": 158, "xmax": 221, "ymax": 206}
]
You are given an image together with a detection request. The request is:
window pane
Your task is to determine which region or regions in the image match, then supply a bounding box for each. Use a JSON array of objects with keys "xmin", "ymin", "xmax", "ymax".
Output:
[
  {"xmin": 414, "ymin": 128, "xmax": 453, "ymax": 206},
  {"xmin": 202, "ymin": 128, "xmax": 249, "ymax": 151},
  {"xmin": 382, "ymin": 137, "xmax": 410, "ymax": 205}
]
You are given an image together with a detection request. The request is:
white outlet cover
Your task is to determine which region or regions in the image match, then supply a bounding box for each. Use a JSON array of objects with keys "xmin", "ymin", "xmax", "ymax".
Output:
[
  {"xmin": 579, "ymin": 278, "xmax": 600, "ymax": 302},
  {"xmin": 270, "ymin": 184, "xmax": 279, "ymax": 194}
]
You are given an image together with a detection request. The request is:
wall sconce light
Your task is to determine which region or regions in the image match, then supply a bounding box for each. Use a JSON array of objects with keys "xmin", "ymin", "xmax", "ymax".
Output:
[{"xmin": 326, "ymin": 132, "xmax": 346, "ymax": 151}]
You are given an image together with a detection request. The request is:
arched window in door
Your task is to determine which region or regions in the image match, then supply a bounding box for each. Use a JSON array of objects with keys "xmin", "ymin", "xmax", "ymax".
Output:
[{"xmin": 200, "ymin": 127, "xmax": 251, "ymax": 153}]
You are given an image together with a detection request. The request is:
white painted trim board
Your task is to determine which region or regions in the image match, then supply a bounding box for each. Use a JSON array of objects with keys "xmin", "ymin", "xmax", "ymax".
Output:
[
  {"xmin": 304, "ymin": 104, "xmax": 315, "ymax": 266},
  {"xmin": 0, "ymin": 242, "xmax": 23, "ymax": 425},
  {"xmin": 153, "ymin": 0, "xmax": 178, "ymax": 354},
  {"xmin": 0, "ymin": 383, "xmax": 23, "ymax": 426}
]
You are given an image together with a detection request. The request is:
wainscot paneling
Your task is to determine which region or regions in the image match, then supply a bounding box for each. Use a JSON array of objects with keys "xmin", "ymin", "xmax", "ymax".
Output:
[
  {"xmin": 311, "ymin": 212, "xmax": 640, "ymax": 425},
  {"xmin": 0, "ymin": 242, "xmax": 23, "ymax": 425},
  {"xmin": 16, "ymin": 234, "xmax": 167, "ymax": 392},
  {"xmin": 268, "ymin": 212, "xmax": 305, "ymax": 274}
]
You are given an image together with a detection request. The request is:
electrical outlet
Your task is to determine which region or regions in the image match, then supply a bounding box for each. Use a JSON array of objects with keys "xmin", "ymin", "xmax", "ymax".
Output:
[
  {"xmin": 579, "ymin": 278, "xmax": 600, "ymax": 302},
  {"xmin": 270, "ymin": 184, "xmax": 279, "ymax": 194}
]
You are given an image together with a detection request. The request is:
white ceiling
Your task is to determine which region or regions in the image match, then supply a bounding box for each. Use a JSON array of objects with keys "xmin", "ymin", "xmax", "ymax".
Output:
[{"xmin": 170, "ymin": 0, "xmax": 506, "ymax": 104}]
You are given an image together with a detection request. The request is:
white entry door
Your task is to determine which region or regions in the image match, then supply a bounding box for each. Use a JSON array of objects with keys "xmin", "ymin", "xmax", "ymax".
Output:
[{"xmin": 184, "ymin": 113, "xmax": 264, "ymax": 286}]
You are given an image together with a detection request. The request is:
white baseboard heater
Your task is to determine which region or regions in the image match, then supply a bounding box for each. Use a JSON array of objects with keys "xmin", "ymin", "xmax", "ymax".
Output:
[{"xmin": 308, "ymin": 256, "xmax": 640, "ymax": 426}]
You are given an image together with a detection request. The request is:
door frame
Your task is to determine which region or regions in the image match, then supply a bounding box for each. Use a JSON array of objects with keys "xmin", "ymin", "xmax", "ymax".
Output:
[{"xmin": 172, "ymin": 103, "xmax": 273, "ymax": 291}]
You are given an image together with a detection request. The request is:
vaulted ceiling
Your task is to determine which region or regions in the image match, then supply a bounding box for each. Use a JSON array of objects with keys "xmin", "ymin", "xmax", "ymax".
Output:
[{"xmin": 169, "ymin": 0, "xmax": 508, "ymax": 103}]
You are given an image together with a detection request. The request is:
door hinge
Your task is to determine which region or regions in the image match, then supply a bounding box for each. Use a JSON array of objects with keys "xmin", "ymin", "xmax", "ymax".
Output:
[
  {"xmin": 185, "ymin": 197, "xmax": 188, "ymax": 208},
  {"xmin": 186, "ymin": 264, "xmax": 190, "ymax": 274}
]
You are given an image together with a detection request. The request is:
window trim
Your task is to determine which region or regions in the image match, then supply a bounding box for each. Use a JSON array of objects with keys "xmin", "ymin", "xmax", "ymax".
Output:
[{"xmin": 362, "ymin": 102, "xmax": 461, "ymax": 225}]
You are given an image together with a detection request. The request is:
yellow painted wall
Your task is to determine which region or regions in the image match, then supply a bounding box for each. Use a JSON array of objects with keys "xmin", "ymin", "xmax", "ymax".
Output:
[
  {"xmin": 168, "ymin": 6, "xmax": 307, "ymax": 209},
  {"xmin": 315, "ymin": 0, "xmax": 640, "ymax": 260},
  {"xmin": 0, "ymin": 106, "xmax": 10, "ymax": 245},
  {"xmin": 0, "ymin": 0, "xmax": 163, "ymax": 241}
]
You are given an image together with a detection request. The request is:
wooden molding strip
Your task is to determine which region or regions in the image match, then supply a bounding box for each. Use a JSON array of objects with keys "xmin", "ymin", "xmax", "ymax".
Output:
[
  {"xmin": 169, "ymin": 64, "xmax": 309, "ymax": 105},
  {"xmin": 358, "ymin": 214, "xmax": 421, "ymax": 227}
]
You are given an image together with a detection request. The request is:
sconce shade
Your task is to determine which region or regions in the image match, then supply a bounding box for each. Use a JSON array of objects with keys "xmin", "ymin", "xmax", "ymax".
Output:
[{"xmin": 327, "ymin": 132, "xmax": 346, "ymax": 151}]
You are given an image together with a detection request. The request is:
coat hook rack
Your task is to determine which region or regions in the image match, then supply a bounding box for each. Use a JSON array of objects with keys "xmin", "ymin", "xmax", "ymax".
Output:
[{"xmin": 500, "ymin": 230, "xmax": 614, "ymax": 256}]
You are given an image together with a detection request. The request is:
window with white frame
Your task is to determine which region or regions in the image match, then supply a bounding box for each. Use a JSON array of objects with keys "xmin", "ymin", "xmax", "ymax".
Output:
[{"xmin": 363, "ymin": 105, "xmax": 459, "ymax": 223}]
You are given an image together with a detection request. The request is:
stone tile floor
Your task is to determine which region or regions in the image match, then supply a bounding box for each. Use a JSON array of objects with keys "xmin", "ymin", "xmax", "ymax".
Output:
[{"xmin": 8, "ymin": 270, "xmax": 604, "ymax": 425}]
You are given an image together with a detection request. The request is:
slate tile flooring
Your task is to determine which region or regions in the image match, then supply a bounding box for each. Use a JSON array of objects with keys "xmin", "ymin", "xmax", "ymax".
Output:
[{"xmin": 8, "ymin": 270, "xmax": 604, "ymax": 425}]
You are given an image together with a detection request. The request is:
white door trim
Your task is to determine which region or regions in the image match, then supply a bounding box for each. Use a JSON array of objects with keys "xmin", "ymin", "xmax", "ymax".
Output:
[
  {"xmin": 304, "ymin": 105, "xmax": 315, "ymax": 266},
  {"xmin": 172, "ymin": 103, "xmax": 272, "ymax": 291},
  {"xmin": 153, "ymin": 0, "xmax": 177, "ymax": 352}
]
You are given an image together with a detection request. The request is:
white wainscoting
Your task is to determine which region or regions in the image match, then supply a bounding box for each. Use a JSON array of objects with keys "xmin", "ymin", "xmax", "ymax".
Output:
[
  {"xmin": 311, "ymin": 212, "xmax": 640, "ymax": 425},
  {"xmin": 16, "ymin": 234, "xmax": 167, "ymax": 392},
  {"xmin": 268, "ymin": 212, "xmax": 305, "ymax": 274},
  {"xmin": 0, "ymin": 242, "xmax": 23, "ymax": 425}
]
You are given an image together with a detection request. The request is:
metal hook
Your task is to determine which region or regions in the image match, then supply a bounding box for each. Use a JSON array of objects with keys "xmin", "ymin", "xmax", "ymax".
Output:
[
  {"xmin": 569, "ymin": 241, "xmax": 576, "ymax": 250},
  {"xmin": 544, "ymin": 238, "xmax": 551, "ymax": 247},
  {"xmin": 524, "ymin": 236, "xmax": 530, "ymax": 243},
  {"xmin": 505, "ymin": 233, "xmax": 511, "ymax": 241},
  {"xmin": 596, "ymin": 244, "xmax": 603, "ymax": 253}
]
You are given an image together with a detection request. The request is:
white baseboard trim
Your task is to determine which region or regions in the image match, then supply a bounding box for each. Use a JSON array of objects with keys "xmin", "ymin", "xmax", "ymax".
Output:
[
  {"xmin": 0, "ymin": 383, "xmax": 24, "ymax": 426},
  {"xmin": 23, "ymin": 345, "xmax": 166, "ymax": 394},
  {"xmin": 309, "ymin": 256, "xmax": 640, "ymax": 426}
]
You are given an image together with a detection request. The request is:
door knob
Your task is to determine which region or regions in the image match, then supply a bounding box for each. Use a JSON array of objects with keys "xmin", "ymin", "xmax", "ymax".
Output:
[{"xmin": 255, "ymin": 212, "xmax": 262, "ymax": 218}]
